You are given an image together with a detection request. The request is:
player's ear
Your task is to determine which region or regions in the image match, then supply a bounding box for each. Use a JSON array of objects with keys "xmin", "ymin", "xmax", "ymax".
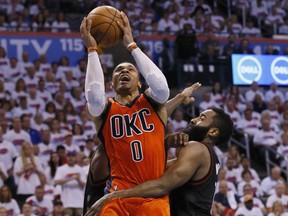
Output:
[
  {"xmin": 208, "ymin": 127, "xmax": 219, "ymax": 138},
  {"xmin": 137, "ymin": 81, "xmax": 142, "ymax": 89}
]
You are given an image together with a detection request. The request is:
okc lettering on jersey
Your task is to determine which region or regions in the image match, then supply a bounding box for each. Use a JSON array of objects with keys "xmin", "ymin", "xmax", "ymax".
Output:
[{"xmin": 110, "ymin": 108, "xmax": 154, "ymax": 139}]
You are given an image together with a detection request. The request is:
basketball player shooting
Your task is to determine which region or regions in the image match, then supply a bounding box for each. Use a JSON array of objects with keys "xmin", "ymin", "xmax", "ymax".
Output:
[
  {"xmin": 80, "ymin": 11, "xmax": 172, "ymax": 215},
  {"xmin": 86, "ymin": 108, "xmax": 234, "ymax": 216}
]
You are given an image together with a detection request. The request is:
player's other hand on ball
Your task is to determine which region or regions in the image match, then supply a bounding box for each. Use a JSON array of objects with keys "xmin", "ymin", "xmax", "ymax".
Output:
[
  {"xmin": 117, "ymin": 11, "xmax": 134, "ymax": 47},
  {"xmin": 165, "ymin": 132, "xmax": 189, "ymax": 148},
  {"xmin": 80, "ymin": 17, "xmax": 97, "ymax": 48}
]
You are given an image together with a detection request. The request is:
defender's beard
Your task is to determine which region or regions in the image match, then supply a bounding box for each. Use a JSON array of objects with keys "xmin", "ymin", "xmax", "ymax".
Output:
[{"xmin": 182, "ymin": 125, "xmax": 210, "ymax": 142}]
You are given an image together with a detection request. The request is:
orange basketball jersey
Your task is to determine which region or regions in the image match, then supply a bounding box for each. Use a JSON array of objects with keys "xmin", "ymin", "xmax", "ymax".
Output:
[{"xmin": 98, "ymin": 93, "xmax": 166, "ymax": 193}]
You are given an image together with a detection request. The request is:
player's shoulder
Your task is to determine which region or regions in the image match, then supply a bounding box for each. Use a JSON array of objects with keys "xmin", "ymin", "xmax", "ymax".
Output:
[{"xmin": 182, "ymin": 141, "xmax": 210, "ymax": 156}]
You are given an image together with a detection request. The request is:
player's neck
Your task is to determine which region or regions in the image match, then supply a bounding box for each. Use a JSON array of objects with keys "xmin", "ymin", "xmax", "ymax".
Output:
[{"xmin": 115, "ymin": 91, "xmax": 139, "ymax": 105}]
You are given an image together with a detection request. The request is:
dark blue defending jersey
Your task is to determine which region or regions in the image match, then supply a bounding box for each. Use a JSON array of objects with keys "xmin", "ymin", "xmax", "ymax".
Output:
[{"xmin": 170, "ymin": 142, "xmax": 220, "ymax": 216}]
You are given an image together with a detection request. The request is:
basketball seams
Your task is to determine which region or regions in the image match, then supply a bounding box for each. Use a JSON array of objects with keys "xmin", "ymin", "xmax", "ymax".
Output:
[{"xmin": 87, "ymin": 6, "xmax": 123, "ymax": 47}]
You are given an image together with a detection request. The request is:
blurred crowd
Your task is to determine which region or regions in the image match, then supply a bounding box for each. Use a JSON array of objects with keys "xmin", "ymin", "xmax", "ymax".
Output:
[{"xmin": 1, "ymin": 0, "xmax": 288, "ymax": 37}]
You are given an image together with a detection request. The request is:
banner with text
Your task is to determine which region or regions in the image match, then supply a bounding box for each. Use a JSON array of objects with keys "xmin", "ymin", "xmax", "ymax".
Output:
[{"xmin": 231, "ymin": 54, "xmax": 288, "ymax": 86}]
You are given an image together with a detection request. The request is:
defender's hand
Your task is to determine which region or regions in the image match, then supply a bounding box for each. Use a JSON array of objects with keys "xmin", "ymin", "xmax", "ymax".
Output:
[
  {"xmin": 180, "ymin": 82, "xmax": 201, "ymax": 104},
  {"xmin": 80, "ymin": 17, "xmax": 97, "ymax": 48}
]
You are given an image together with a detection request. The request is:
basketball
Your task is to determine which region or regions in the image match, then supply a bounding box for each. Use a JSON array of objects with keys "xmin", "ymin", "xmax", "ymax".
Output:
[{"xmin": 87, "ymin": 6, "xmax": 124, "ymax": 48}]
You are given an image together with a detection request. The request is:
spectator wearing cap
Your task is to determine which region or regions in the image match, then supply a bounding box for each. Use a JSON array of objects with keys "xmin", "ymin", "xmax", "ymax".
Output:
[
  {"xmin": 239, "ymin": 183, "xmax": 266, "ymax": 214},
  {"xmin": 63, "ymin": 132, "xmax": 80, "ymax": 153},
  {"xmin": 25, "ymin": 185, "xmax": 53, "ymax": 216},
  {"xmin": 54, "ymin": 150, "xmax": 85, "ymax": 216},
  {"xmin": 266, "ymin": 182, "xmax": 288, "ymax": 212},
  {"xmin": 234, "ymin": 194, "xmax": 264, "ymax": 216},
  {"xmin": 4, "ymin": 117, "xmax": 32, "ymax": 154}
]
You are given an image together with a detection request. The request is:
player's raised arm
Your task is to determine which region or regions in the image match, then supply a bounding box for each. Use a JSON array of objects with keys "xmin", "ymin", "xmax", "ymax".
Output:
[
  {"xmin": 80, "ymin": 17, "xmax": 106, "ymax": 117},
  {"xmin": 117, "ymin": 11, "xmax": 169, "ymax": 104},
  {"xmin": 166, "ymin": 82, "xmax": 201, "ymax": 117}
]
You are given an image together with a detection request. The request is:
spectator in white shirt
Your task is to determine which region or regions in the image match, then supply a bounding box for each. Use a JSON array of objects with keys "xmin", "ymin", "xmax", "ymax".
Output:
[
  {"xmin": 266, "ymin": 182, "xmax": 288, "ymax": 212},
  {"xmin": 199, "ymin": 91, "xmax": 218, "ymax": 112},
  {"xmin": 26, "ymin": 185, "xmax": 53, "ymax": 216},
  {"xmin": 253, "ymin": 118, "xmax": 280, "ymax": 148},
  {"xmin": 277, "ymin": 133, "xmax": 288, "ymax": 168},
  {"xmin": 13, "ymin": 142, "xmax": 43, "ymax": 208},
  {"xmin": 37, "ymin": 79, "xmax": 52, "ymax": 103},
  {"xmin": 63, "ymin": 132, "xmax": 80, "ymax": 153},
  {"xmin": 242, "ymin": 19, "xmax": 261, "ymax": 37},
  {"xmin": 18, "ymin": 203, "xmax": 35, "ymax": 216},
  {"xmin": 224, "ymin": 99, "xmax": 241, "ymax": 126},
  {"xmin": 225, "ymin": 157, "xmax": 239, "ymax": 185},
  {"xmin": 237, "ymin": 170, "xmax": 262, "ymax": 197},
  {"xmin": 79, "ymin": 110, "xmax": 96, "ymax": 139},
  {"xmin": 0, "ymin": 126, "xmax": 18, "ymax": 174},
  {"xmin": 267, "ymin": 200, "xmax": 288, "ymax": 216},
  {"xmin": 0, "ymin": 161, "xmax": 8, "ymax": 188},
  {"xmin": 23, "ymin": 66, "xmax": 39, "ymax": 90},
  {"xmin": 263, "ymin": 101, "xmax": 281, "ymax": 127},
  {"xmin": 261, "ymin": 166, "xmax": 285, "ymax": 198},
  {"xmin": 170, "ymin": 109, "xmax": 188, "ymax": 132},
  {"xmin": 157, "ymin": 12, "xmax": 174, "ymax": 33},
  {"xmin": 245, "ymin": 81, "xmax": 264, "ymax": 102},
  {"xmin": 265, "ymin": 6, "xmax": 284, "ymax": 26},
  {"xmin": 37, "ymin": 130, "xmax": 53, "ymax": 169},
  {"xmin": 54, "ymin": 151, "xmax": 85, "ymax": 216},
  {"xmin": 51, "ymin": 12, "xmax": 70, "ymax": 33},
  {"xmin": 251, "ymin": 0, "xmax": 268, "ymax": 20},
  {"xmin": 4, "ymin": 117, "xmax": 32, "ymax": 153},
  {"xmin": 0, "ymin": 185, "xmax": 20, "ymax": 216},
  {"xmin": 215, "ymin": 168, "xmax": 237, "ymax": 194},
  {"xmin": 239, "ymin": 183, "xmax": 266, "ymax": 214},
  {"xmin": 42, "ymin": 102, "xmax": 56, "ymax": 124},
  {"xmin": 83, "ymin": 138, "xmax": 97, "ymax": 158},
  {"xmin": 44, "ymin": 152, "xmax": 60, "ymax": 186},
  {"xmin": 236, "ymin": 109, "xmax": 261, "ymax": 137},
  {"xmin": 235, "ymin": 194, "xmax": 263, "ymax": 216},
  {"xmin": 235, "ymin": 157, "xmax": 260, "ymax": 182},
  {"xmin": 279, "ymin": 16, "xmax": 288, "ymax": 35},
  {"xmin": 49, "ymin": 119, "xmax": 66, "ymax": 150},
  {"xmin": 6, "ymin": 57, "xmax": 24, "ymax": 82},
  {"xmin": 265, "ymin": 83, "xmax": 285, "ymax": 104},
  {"xmin": 12, "ymin": 96, "xmax": 36, "ymax": 119},
  {"xmin": 31, "ymin": 113, "xmax": 49, "ymax": 133},
  {"xmin": 71, "ymin": 124, "xmax": 86, "ymax": 148}
]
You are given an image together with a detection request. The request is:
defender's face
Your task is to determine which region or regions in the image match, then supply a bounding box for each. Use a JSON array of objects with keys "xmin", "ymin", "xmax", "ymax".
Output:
[
  {"xmin": 190, "ymin": 109, "xmax": 215, "ymax": 127},
  {"xmin": 112, "ymin": 63, "xmax": 140, "ymax": 93}
]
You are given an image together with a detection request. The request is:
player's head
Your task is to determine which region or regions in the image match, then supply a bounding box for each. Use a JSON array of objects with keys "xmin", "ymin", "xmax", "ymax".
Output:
[
  {"xmin": 183, "ymin": 108, "xmax": 233, "ymax": 146},
  {"xmin": 111, "ymin": 62, "xmax": 141, "ymax": 93}
]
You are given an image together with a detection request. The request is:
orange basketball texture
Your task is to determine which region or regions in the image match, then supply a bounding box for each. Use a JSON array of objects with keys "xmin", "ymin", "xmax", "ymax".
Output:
[{"xmin": 87, "ymin": 6, "xmax": 124, "ymax": 48}]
